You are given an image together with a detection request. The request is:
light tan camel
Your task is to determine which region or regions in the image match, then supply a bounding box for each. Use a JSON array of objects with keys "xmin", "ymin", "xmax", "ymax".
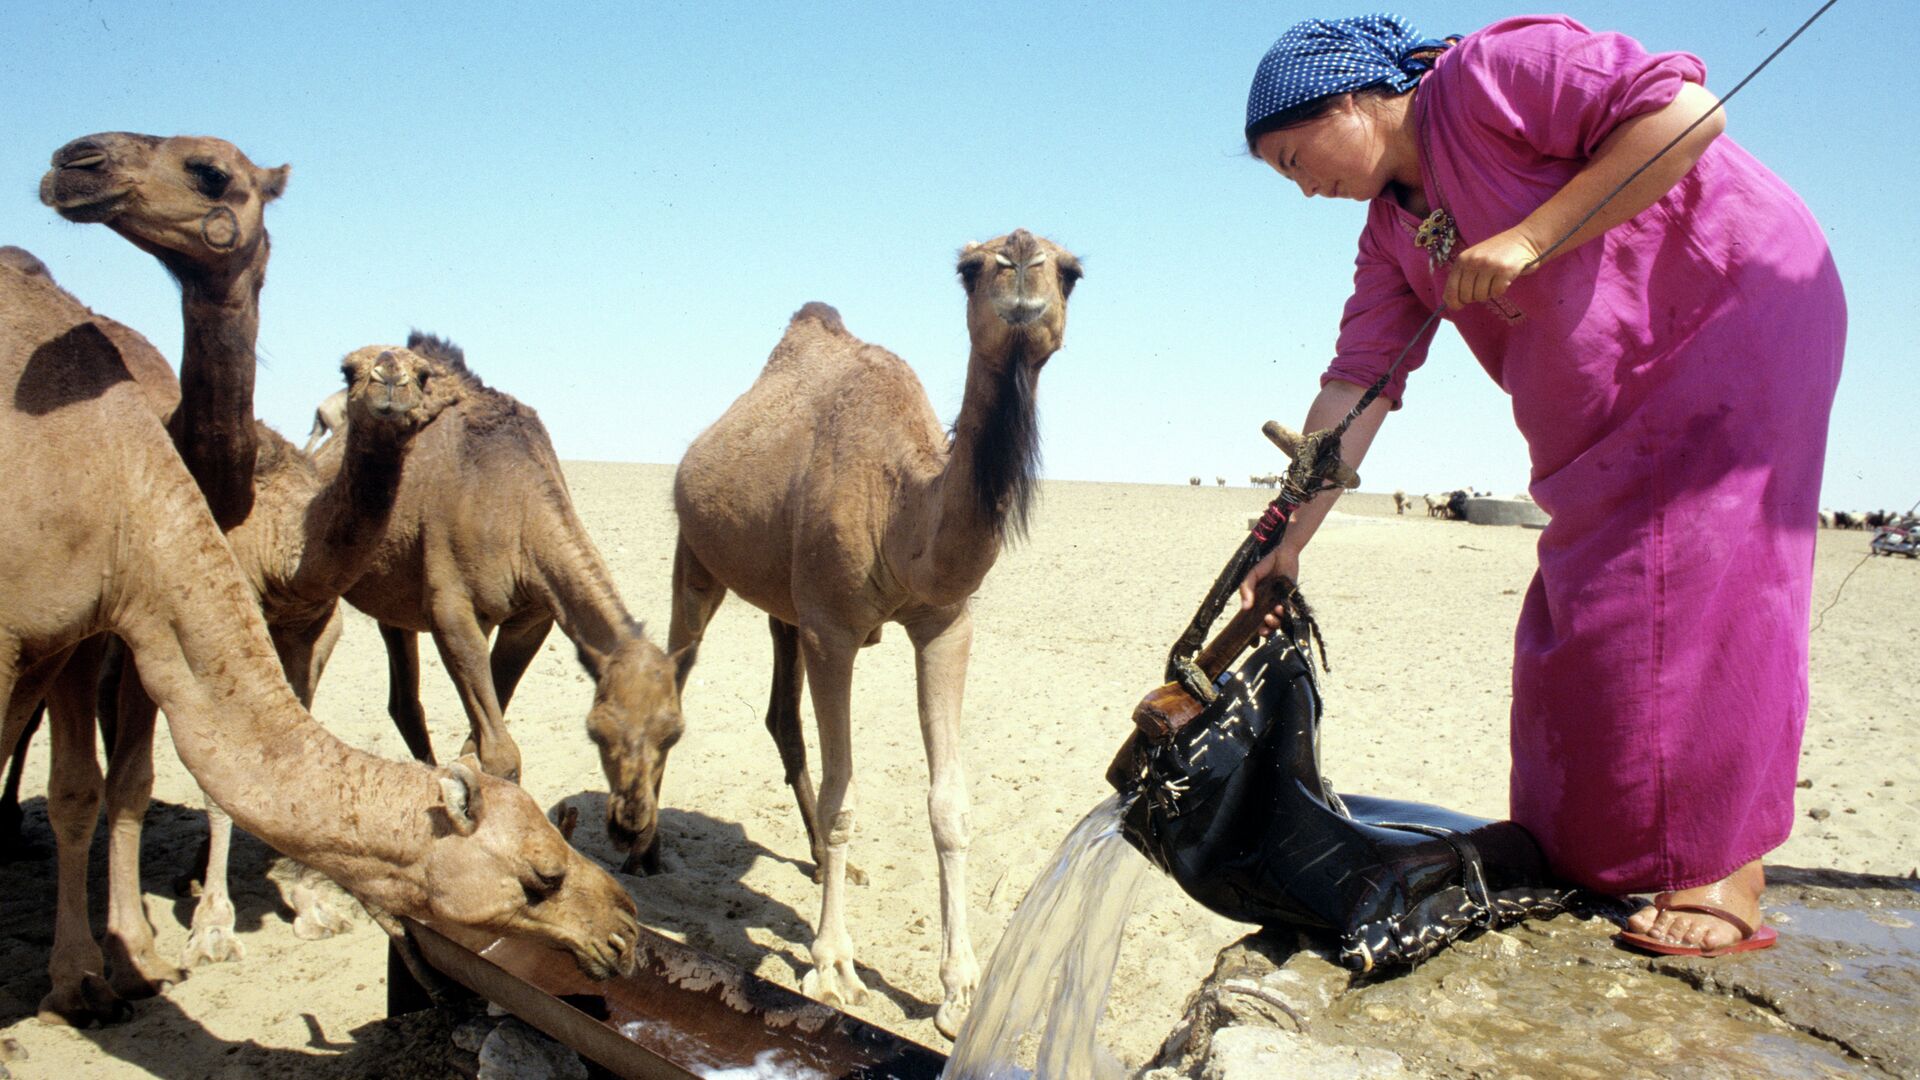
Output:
[
  {"xmin": 0, "ymin": 251, "xmax": 198, "ymax": 1000},
  {"xmin": 40, "ymin": 131, "xmax": 286, "ymax": 530},
  {"xmin": 35, "ymin": 129, "xmax": 294, "ymax": 982},
  {"xmin": 338, "ymin": 333, "xmax": 683, "ymax": 866},
  {"xmin": 169, "ymin": 345, "xmax": 468, "ymax": 965},
  {"xmin": 303, "ymin": 386, "xmax": 348, "ymax": 455},
  {"xmin": 670, "ymin": 229, "xmax": 1082, "ymax": 1037},
  {"xmin": 1, "ymin": 259, "xmax": 639, "ymax": 1026}
]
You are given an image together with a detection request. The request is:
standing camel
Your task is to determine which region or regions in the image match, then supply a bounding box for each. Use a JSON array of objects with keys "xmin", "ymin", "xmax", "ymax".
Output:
[
  {"xmin": 302, "ymin": 386, "xmax": 349, "ymax": 455},
  {"xmin": 338, "ymin": 333, "xmax": 683, "ymax": 857},
  {"xmin": 172, "ymin": 344, "xmax": 467, "ymax": 964},
  {"xmin": 1, "ymin": 256, "xmax": 640, "ymax": 1026},
  {"xmin": 36, "ymin": 130, "xmax": 292, "ymax": 984},
  {"xmin": 670, "ymin": 229, "xmax": 1082, "ymax": 1037}
]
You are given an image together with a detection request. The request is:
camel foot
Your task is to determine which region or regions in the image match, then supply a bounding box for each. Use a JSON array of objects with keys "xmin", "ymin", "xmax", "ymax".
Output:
[
  {"xmin": 181, "ymin": 894, "xmax": 245, "ymax": 968},
  {"xmin": 291, "ymin": 890, "xmax": 357, "ymax": 941},
  {"xmin": 267, "ymin": 859, "xmax": 358, "ymax": 940},
  {"xmin": 181, "ymin": 924, "xmax": 245, "ymax": 967},
  {"xmin": 37, "ymin": 974, "xmax": 131, "ymax": 1027},
  {"xmin": 935, "ymin": 994, "xmax": 971, "ymax": 1041},
  {"xmin": 800, "ymin": 961, "xmax": 870, "ymax": 1010},
  {"xmin": 103, "ymin": 939, "xmax": 185, "ymax": 1000}
]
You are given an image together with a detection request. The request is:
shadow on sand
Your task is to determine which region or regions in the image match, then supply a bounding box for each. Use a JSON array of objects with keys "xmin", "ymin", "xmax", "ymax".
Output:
[{"xmin": 553, "ymin": 789, "xmax": 932, "ymax": 1025}]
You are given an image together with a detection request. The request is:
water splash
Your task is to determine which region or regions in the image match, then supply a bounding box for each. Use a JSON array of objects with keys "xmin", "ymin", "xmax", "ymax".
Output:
[{"xmin": 944, "ymin": 791, "xmax": 1149, "ymax": 1080}]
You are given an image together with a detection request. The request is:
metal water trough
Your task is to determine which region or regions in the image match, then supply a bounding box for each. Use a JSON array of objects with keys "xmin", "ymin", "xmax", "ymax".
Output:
[{"xmin": 399, "ymin": 918, "xmax": 948, "ymax": 1079}]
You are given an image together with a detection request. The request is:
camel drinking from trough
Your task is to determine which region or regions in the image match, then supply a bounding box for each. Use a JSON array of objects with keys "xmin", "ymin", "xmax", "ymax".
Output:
[
  {"xmin": 0, "ymin": 256, "xmax": 641, "ymax": 1026},
  {"xmin": 335, "ymin": 333, "xmax": 685, "ymax": 862},
  {"xmin": 670, "ymin": 229, "xmax": 1082, "ymax": 1037}
]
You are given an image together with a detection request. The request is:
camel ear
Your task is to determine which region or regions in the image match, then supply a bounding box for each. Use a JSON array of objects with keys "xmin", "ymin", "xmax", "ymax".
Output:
[
  {"xmin": 259, "ymin": 164, "xmax": 290, "ymax": 203},
  {"xmin": 439, "ymin": 760, "xmax": 483, "ymax": 836}
]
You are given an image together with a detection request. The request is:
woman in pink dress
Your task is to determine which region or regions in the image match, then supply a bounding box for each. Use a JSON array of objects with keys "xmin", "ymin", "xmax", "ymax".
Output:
[{"xmin": 1235, "ymin": 14, "xmax": 1845, "ymax": 956}]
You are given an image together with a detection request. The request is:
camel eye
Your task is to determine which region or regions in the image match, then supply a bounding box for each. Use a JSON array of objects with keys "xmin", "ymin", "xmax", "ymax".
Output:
[
  {"xmin": 523, "ymin": 866, "xmax": 566, "ymax": 904},
  {"xmin": 187, "ymin": 161, "xmax": 230, "ymax": 198},
  {"xmin": 956, "ymin": 257, "xmax": 984, "ymax": 290}
]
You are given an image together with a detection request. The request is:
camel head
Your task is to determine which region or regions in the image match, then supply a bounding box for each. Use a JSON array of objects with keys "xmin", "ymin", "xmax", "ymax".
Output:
[
  {"xmin": 956, "ymin": 229, "xmax": 1082, "ymax": 367},
  {"xmin": 39, "ymin": 132, "xmax": 288, "ymax": 286},
  {"xmin": 583, "ymin": 640, "xmax": 686, "ymax": 875},
  {"xmin": 420, "ymin": 758, "xmax": 640, "ymax": 979},
  {"xmin": 339, "ymin": 345, "xmax": 465, "ymax": 438}
]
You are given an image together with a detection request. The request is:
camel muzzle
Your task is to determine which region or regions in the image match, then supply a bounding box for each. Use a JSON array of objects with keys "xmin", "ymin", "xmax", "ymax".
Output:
[{"xmin": 994, "ymin": 293, "xmax": 1050, "ymax": 326}]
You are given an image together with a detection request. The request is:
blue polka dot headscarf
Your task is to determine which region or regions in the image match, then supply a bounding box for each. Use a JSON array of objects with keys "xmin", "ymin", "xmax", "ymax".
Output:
[{"xmin": 1245, "ymin": 13, "xmax": 1453, "ymax": 138}]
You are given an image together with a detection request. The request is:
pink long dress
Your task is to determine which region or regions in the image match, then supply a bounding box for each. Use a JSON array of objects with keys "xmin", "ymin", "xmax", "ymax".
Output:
[{"xmin": 1324, "ymin": 16, "xmax": 1847, "ymax": 893}]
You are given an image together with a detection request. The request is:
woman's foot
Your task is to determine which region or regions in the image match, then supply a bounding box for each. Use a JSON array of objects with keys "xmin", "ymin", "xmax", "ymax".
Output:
[{"xmin": 1623, "ymin": 859, "xmax": 1766, "ymax": 951}]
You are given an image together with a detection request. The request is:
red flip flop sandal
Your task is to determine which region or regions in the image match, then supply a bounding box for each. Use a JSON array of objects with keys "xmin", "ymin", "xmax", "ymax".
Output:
[{"xmin": 1615, "ymin": 901, "xmax": 1779, "ymax": 957}]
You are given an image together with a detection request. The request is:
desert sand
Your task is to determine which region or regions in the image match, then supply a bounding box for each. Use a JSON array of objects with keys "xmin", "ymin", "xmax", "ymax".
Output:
[{"xmin": 0, "ymin": 462, "xmax": 1912, "ymax": 1077}]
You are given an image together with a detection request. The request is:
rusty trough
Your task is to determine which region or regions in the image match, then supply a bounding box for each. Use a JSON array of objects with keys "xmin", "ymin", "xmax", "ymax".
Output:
[{"xmin": 399, "ymin": 918, "xmax": 949, "ymax": 1079}]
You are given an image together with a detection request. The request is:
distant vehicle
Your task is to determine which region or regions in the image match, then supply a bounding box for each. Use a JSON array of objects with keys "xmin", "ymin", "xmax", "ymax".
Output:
[{"xmin": 1869, "ymin": 517, "xmax": 1918, "ymax": 559}]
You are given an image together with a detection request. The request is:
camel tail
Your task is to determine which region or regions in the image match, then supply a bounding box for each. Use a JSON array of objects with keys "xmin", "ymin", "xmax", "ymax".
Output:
[{"xmin": 789, "ymin": 302, "xmax": 848, "ymax": 336}]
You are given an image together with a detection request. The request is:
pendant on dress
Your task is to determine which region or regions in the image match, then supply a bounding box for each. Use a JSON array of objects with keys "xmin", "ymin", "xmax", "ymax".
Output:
[{"xmin": 1414, "ymin": 208, "xmax": 1458, "ymax": 271}]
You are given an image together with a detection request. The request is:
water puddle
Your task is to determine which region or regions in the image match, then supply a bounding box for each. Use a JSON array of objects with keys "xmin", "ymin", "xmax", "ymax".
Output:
[{"xmin": 944, "ymin": 792, "xmax": 1148, "ymax": 1080}]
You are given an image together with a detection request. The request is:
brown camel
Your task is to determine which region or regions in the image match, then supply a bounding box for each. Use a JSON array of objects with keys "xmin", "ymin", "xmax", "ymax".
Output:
[
  {"xmin": 337, "ymin": 333, "xmax": 683, "ymax": 864},
  {"xmin": 1, "ymin": 258, "xmax": 639, "ymax": 1026},
  {"xmin": 303, "ymin": 386, "xmax": 348, "ymax": 455},
  {"xmin": 670, "ymin": 229, "xmax": 1082, "ymax": 1037},
  {"xmin": 166, "ymin": 345, "xmax": 467, "ymax": 965},
  {"xmin": 39, "ymin": 131, "xmax": 286, "ymax": 531}
]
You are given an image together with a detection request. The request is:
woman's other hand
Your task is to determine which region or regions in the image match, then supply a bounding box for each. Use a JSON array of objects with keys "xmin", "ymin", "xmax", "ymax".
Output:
[
  {"xmin": 1443, "ymin": 226, "xmax": 1543, "ymax": 309},
  {"xmin": 1239, "ymin": 545, "xmax": 1301, "ymax": 631}
]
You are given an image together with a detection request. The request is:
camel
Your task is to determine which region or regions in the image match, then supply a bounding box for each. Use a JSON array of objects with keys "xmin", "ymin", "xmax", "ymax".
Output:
[
  {"xmin": 336, "ymin": 333, "xmax": 683, "ymax": 862},
  {"xmin": 669, "ymin": 229, "xmax": 1082, "ymax": 1037},
  {"xmin": 167, "ymin": 345, "xmax": 468, "ymax": 965},
  {"xmin": 303, "ymin": 386, "xmax": 348, "ymax": 455},
  {"xmin": 1, "ymin": 257, "xmax": 640, "ymax": 1026}
]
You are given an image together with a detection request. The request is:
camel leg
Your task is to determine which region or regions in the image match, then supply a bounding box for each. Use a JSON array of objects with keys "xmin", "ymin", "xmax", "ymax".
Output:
[
  {"xmin": 766, "ymin": 618, "xmax": 866, "ymax": 886},
  {"xmin": 904, "ymin": 608, "xmax": 979, "ymax": 1040},
  {"xmin": 428, "ymin": 596, "xmax": 520, "ymax": 782},
  {"xmin": 40, "ymin": 641, "xmax": 131, "ymax": 1026},
  {"xmin": 667, "ymin": 536, "xmax": 727, "ymax": 690},
  {"xmin": 100, "ymin": 670, "xmax": 186, "ymax": 996},
  {"xmin": 0, "ymin": 702, "xmax": 46, "ymax": 861},
  {"xmin": 380, "ymin": 623, "xmax": 435, "ymax": 764},
  {"xmin": 0, "ymin": 646, "xmax": 70, "ymax": 863},
  {"xmin": 490, "ymin": 612, "xmax": 553, "ymax": 712},
  {"xmin": 180, "ymin": 799, "xmax": 244, "ymax": 966},
  {"xmin": 796, "ymin": 626, "xmax": 869, "ymax": 1010}
]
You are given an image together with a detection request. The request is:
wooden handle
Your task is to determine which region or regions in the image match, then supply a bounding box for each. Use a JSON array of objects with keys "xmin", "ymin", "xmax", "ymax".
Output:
[{"xmin": 1128, "ymin": 574, "xmax": 1295, "ymax": 742}]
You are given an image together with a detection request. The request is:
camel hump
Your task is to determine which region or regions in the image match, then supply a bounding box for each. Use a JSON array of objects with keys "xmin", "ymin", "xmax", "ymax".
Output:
[
  {"xmin": 790, "ymin": 302, "xmax": 848, "ymax": 336},
  {"xmin": 0, "ymin": 246, "xmax": 52, "ymax": 280}
]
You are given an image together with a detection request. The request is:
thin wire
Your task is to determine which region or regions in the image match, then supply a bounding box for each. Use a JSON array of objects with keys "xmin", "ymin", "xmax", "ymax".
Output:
[
  {"xmin": 1812, "ymin": 492, "xmax": 1920, "ymax": 633},
  {"xmin": 1331, "ymin": 0, "xmax": 1842, "ymax": 437}
]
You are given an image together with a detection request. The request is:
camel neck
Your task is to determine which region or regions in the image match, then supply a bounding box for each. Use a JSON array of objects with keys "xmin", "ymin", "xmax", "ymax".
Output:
[
  {"xmin": 907, "ymin": 343, "xmax": 1037, "ymax": 604},
  {"xmin": 524, "ymin": 481, "xmax": 644, "ymax": 675},
  {"xmin": 172, "ymin": 271, "xmax": 264, "ymax": 531},
  {"xmin": 120, "ymin": 462, "xmax": 434, "ymax": 901},
  {"xmin": 295, "ymin": 423, "xmax": 411, "ymax": 602}
]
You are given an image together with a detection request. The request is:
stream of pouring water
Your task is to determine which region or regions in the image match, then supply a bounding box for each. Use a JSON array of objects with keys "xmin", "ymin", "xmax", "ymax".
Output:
[{"xmin": 943, "ymin": 791, "xmax": 1150, "ymax": 1080}]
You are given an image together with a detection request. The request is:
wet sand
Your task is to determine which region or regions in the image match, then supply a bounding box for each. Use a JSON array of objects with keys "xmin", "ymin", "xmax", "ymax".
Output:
[{"xmin": 1, "ymin": 463, "xmax": 1911, "ymax": 1076}]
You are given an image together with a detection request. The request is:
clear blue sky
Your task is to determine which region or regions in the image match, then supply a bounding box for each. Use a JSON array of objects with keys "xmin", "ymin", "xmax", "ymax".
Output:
[{"xmin": 7, "ymin": 1, "xmax": 1912, "ymax": 511}]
